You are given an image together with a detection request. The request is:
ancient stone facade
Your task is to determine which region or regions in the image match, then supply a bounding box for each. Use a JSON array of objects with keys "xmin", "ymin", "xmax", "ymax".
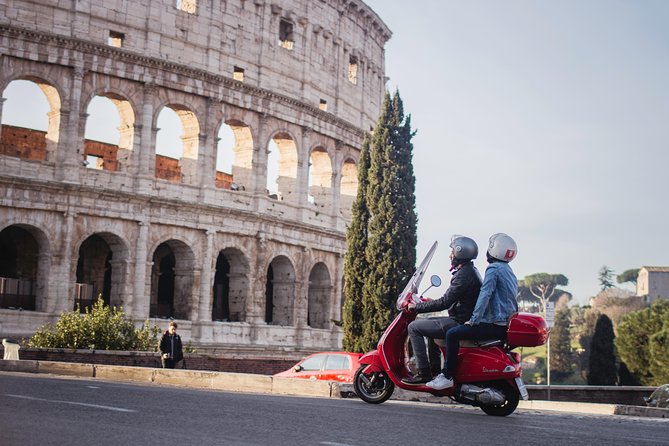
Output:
[{"xmin": 0, "ymin": 0, "xmax": 390, "ymax": 352}]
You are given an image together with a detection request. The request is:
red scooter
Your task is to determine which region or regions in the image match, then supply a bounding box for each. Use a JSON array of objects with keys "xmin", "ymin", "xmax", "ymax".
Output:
[{"xmin": 353, "ymin": 242, "xmax": 549, "ymax": 416}]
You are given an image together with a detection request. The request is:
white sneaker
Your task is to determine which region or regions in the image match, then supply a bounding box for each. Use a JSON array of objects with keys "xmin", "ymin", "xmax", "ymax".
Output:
[{"xmin": 426, "ymin": 373, "xmax": 454, "ymax": 390}]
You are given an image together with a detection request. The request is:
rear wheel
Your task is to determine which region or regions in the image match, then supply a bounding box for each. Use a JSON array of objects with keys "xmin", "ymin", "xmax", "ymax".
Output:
[
  {"xmin": 353, "ymin": 365, "xmax": 395, "ymax": 404},
  {"xmin": 480, "ymin": 382, "xmax": 520, "ymax": 416}
]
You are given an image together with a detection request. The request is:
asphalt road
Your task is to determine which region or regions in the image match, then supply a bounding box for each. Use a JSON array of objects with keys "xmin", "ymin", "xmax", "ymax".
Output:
[{"xmin": 1, "ymin": 373, "xmax": 668, "ymax": 446}]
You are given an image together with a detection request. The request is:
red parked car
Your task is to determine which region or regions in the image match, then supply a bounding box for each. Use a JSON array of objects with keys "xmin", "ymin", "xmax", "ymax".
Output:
[{"xmin": 274, "ymin": 352, "xmax": 362, "ymax": 383}]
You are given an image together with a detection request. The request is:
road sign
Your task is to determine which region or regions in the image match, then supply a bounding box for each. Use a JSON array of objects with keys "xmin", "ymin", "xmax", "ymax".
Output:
[{"xmin": 545, "ymin": 301, "xmax": 555, "ymax": 328}]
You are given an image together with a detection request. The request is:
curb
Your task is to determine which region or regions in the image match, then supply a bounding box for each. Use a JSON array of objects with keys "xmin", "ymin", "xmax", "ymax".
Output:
[{"xmin": 2, "ymin": 359, "xmax": 667, "ymax": 419}]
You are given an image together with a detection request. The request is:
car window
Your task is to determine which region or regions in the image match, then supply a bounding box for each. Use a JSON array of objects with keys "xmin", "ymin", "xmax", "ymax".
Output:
[
  {"xmin": 300, "ymin": 354, "xmax": 326, "ymax": 371},
  {"xmin": 324, "ymin": 354, "xmax": 350, "ymax": 371}
]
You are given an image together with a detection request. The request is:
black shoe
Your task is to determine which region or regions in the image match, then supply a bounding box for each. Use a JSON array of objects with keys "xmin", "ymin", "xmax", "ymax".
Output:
[{"xmin": 401, "ymin": 372, "xmax": 432, "ymax": 386}]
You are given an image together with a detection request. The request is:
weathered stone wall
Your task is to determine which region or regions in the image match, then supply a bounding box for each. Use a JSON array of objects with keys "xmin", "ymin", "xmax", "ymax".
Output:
[{"xmin": 0, "ymin": 0, "xmax": 390, "ymax": 353}]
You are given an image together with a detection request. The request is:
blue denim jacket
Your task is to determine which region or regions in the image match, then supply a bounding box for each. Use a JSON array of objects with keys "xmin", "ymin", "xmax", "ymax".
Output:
[{"xmin": 469, "ymin": 261, "xmax": 518, "ymax": 325}]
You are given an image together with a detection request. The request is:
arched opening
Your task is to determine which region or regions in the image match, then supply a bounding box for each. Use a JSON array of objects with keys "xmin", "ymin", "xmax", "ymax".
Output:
[
  {"xmin": 340, "ymin": 158, "xmax": 358, "ymax": 218},
  {"xmin": 155, "ymin": 105, "xmax": 200, "ymax": 185},
  {"xmin": 74, "ymin": 232, "xmax": 129, "ymax": 311},
  {"xmin": 1, "ymin": 79, "xmax": 61, "ymax": 162},
  {"xmin": 264, "ymin": 255, "xmax": 295, "ymax": 326},
  {"xmin": 266, "ymin": 132, "xmax": 298, "ymax": 204},
  {"xmin": 75, "ymin": 235, "xmax": 112, "ymax": 310},
  {"xmin": 212, "ymin": 248, "xmax": 249, "ymax": 322},
  {"xmin": 215, "ymin": 120, "xmax": 253, "ymax": 191},
  {"xmin": 307, "ymin": 262, "xmax": 332, "ymax": 329},
  {"xmin": 84, "ymin": 93, "xmax": 134, "ymax": 172},
  {"xmin": 0, "ymin": 225, "xmax": 39, "ymax": 311},
  {"xmin": 150, "ymin": 240, "xmax": 195, "ymax": 320},
  {"xmin": 308, "ymin": 147, "xmax": 333, "ymax": 211}
]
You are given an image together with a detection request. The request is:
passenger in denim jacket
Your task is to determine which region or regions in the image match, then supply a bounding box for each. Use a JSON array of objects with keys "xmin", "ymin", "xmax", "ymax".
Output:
[{"xmin": 427, "ymin": 233, "xmax": 519, "ymax": 390}]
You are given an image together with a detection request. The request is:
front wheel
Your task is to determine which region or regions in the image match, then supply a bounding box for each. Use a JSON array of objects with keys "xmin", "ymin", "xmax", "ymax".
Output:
[
  {"xmin": 353, "ymin": 365, "xmax": 395, "ymax": 404},
  {"xmin": 480, "ymin": 382, "xmax": 520, "ymax": 416}
]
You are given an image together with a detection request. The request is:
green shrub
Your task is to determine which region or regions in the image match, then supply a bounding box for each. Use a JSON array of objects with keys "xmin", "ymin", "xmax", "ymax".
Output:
[{"xmin": 28, "ymin": 297, "xmax": 160, "ymax": 351}]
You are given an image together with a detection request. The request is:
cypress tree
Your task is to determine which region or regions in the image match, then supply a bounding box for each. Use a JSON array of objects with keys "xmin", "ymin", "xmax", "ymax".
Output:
[
  {"xmin": 587, "ymin": 314, "xmax": 617, "ymax": 385},
  {"xmin": 342, "ymin": 136, "xmax": 371, "ymax": 352},
  {"xmin": 360, "ymin": 90, "xmax": 417, "ymax": 351},
  {"xmin": 549, "ymin": 307, "xmax": 573, "ymax": 380}
]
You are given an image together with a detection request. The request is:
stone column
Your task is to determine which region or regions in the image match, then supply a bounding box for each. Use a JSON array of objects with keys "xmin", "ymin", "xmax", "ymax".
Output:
[
  {"xmin": 331, "ymin": 140, "xmax": 344, "ymax": 224},
  {"xmin": 135, "ymin": 84, "xmax": 156, "ymax": 192},
  {"xmin": 56, "ymin": 67, "xmax": 85, "ymax": 182},
  {"xmin": 198, "ymin": 229, "xmax": 216, "ymax": 321},
  {"xmin": 132, "ymin": 221, "xmax": 150, "ymax": 318},
  {"xmin": 252, "ymin": 113, "xmax": 270, "ymax": 197},
  {"xmin": 199, "ymin": 98, "xmax": 218, "ymax": 191},
  {"xmin": 0, "ymin": 97, "xmax": 6, "ymax": 134},
  {"xmin": 53, "ymin": 211, "xmax": 76, "ymax": 313},
  {"xmin": 298, "ymin": 126, "xmax": 311, "ymax": 209}
]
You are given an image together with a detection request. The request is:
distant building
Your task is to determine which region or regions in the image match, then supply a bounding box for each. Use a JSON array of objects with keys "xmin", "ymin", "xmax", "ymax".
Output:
[{"xmin": 636, "ymin": 267, "xmax": 669, "ymax": 303}]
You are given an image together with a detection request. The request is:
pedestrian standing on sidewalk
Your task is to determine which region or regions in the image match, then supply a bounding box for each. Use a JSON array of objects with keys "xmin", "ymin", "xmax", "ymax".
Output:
[{"xmin": 159, "ymin": 321, "xmax": 183, "ymax": 369}]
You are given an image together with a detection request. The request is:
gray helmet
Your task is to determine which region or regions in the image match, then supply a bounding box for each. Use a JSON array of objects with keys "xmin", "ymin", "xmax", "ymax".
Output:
[{"xmin": 449, "ymin": 235, "xmax": 478, "ymax": 261}]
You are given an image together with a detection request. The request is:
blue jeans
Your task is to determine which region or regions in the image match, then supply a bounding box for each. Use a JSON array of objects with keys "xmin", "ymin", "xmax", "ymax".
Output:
[{"xmin": 442, "ymin": 323, "xmax": 507, "ymax": 379}]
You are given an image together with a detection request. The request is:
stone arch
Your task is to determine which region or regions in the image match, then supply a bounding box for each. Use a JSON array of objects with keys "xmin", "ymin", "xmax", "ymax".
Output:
[
  {"xmin": 267, "ymin": 130, "xmax": 299, "ymax": 204},
  {"xmin": 0, "ymin": 223, "xmax": 50, "ymax": 312},
  {"xmin": 1, "ymin": 77, "xmax": 62, "ymax": 162},
  {"xmin": 82, "ymin": 90, "xmax": 136, "ymax": 172},
  {"xmin": 215, "ymin": 119, "xmax": 254, "ymax": 191},
  {"xmin": 154, "ymin": 102, "xmax": 201, "ymax": 185},
  {"xmin": 264, "ymin": 255, "xmax": 296, "ymax": 326},
  {"xmin": 150, "ymin": 239, "xmax": 196, "ymax": 320},
  {"xmin": 340, "ymin": 157, "xmax": 358, "ymax": 218},
  {"xmin": 307, "ymin": 262, "xmax": 332, "ymax": 329},
  {"xmin": 74, "ymin": 232, "xmax": 130, "ymax": 311},
  {"xmin": 212, "ymin": 247, "xmax": 250, "ymax": 322},
  {"xmin": 308, "ymin": 146, "xmax": 334, "ymax": 212}
]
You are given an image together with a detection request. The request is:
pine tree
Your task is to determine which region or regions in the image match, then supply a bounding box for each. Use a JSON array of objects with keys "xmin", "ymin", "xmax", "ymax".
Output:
[
  {"xmin": 360, "ymin": 91, "xmax": 417, "ymax": 351},
  {"xmin": 587, "ymin": 314, "xmax": 617, "ymax": 385},
  {"xmin": 550, "ymin": 307, "xmax": 573, "ymax": 380},
  {"xmin": 342, "ymin": 136, "xmax": 371, "ymax": 352}
]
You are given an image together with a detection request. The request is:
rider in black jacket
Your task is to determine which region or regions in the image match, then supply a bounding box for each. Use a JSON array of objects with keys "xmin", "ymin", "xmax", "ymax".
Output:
[{"xmin": 402, "ymin": 235, "xmax": 482, "ymax": 385}]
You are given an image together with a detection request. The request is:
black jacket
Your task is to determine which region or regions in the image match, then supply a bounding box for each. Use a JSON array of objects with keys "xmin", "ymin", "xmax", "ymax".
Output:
[
  {"xmin": 159, "ymin": 331, "xmax": 184, "ymax": 362},
  {"xmin": 415, "ymin": 261, "xmax": 482, "ymax": 323}
]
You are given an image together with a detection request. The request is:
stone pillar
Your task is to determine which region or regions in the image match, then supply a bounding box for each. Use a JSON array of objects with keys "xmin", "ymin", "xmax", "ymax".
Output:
[
  {"xmin": 0, "ymin": 97, "xmax": 5, "ymax": 133},
  {"xmin": 132, "ymin": 221, "xmax": 150, "ymax": 318},
  {"xmin": 199, "ymin": 98, "xmax": 218, "ymax": 191},
  {"xmin": 53, "ymin": 211, "xmax": 76, "ymax": 313},
  {"xmin": 136, "ymin": 84, "xmax": 156, "ymax": 192},
  {"xmin": 56, "ymin": 67, "xmax": 85, "ymax": 182},
  {"xmin": 252, "ymin": 113, "xmax": 270, "ymax": 197},
  {"xmin": 198, "ymin": 229, "xmax": 216, "ymax": 321},
  {"xmin": 298, "ymin": 126, "xmax": 311, "ymax": 209},
  {"xmin": 248, "ymin": 233, "xmax": 267, "ymax": 324},
  {"xmin": 331, "ymin": 140, "xmax": 344, "ymax": 223}
]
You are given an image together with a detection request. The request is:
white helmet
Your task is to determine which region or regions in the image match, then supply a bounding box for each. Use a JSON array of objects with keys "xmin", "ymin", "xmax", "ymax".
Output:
[{"xmin": 487, "ymin": 233, "xmax": 517, "ymax": 262}]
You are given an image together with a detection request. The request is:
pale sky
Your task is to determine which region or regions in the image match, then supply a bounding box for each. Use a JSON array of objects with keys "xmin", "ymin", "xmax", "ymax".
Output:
[
  {"xmin": 3, "ymin": 1, "xmax": 668, "ymax": 305},
  {"xmin": 365, "ymin": 0, "xmax": 669, "ymax": 304}
]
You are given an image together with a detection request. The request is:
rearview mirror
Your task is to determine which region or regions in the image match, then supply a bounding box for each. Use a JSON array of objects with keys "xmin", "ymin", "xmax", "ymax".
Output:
[{"xmin": 430, "ymin": 275, "xmax": 442, "ymax": 287}]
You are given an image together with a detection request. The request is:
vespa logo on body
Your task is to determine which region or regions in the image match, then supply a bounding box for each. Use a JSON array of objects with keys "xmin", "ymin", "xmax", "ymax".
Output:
[{"xmin": 482, "ymin": 367, "xmax": 500, "ymax": 373}]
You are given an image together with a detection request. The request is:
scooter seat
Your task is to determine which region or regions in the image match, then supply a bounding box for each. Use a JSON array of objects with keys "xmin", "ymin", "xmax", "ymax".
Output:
[
  {"xmin": 461, "ymin": 339, "xmax": 504, "ymax": 348},
  {"xmin": 433, "ymin": 338, "xmax": 504, "ymax": 348}
]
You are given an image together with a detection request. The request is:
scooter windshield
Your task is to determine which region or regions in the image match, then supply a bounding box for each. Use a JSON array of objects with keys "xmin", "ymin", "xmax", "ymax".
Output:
[{"xmin": 396, "ymin": 241, "xmax": 438, "ymax": 310}]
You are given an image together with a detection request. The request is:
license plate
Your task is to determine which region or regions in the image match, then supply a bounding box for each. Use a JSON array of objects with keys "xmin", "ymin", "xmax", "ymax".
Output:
[{"xmin": 515, "ymin": 377, "xmax": 529, "ymax": 400}]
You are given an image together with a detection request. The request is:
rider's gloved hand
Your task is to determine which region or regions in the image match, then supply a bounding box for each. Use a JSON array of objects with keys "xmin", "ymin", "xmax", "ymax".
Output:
[{"xmin": 419, "ymin": 295, "xmax": 429, "ymax": 303}]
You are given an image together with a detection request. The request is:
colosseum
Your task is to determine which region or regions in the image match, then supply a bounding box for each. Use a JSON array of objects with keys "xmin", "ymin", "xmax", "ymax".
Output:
[{"xmin": 0, "ymin": 0, "xmax": 390, "ymax": 355}]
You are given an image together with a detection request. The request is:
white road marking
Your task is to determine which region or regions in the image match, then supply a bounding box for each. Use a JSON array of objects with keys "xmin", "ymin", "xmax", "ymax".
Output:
[
  {"xmin": 86, "ymin": 386, "xmax": 100, "ymax": 389},
  {"xmin": 320, "ymin": 442, "xmax": 356, "ymax": 446},
  {"xmin": 5, "ymin": 394, "xmax": 137, "ymax": 413}
]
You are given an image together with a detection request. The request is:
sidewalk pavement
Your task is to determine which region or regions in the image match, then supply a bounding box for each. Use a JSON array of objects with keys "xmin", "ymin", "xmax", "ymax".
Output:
[{"xmin": 1, "ymin": 359, "xmax": 667, "ymax": 419}]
